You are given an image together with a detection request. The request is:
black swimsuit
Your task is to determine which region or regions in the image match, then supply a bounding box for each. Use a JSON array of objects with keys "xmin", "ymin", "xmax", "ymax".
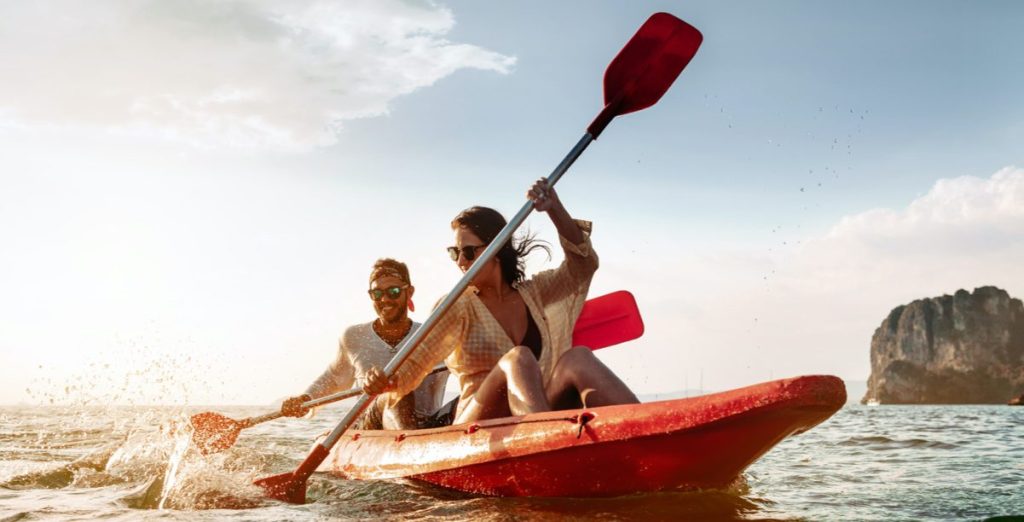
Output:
[{"xmin": 520, "ymin": 307, "xmax": 543, "ymax": 360}]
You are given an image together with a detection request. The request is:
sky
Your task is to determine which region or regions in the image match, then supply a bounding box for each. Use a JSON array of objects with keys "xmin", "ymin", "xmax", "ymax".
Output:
[{"xmin": 1, "ymin": 1, "xmax": 1022, "ymax": 405}]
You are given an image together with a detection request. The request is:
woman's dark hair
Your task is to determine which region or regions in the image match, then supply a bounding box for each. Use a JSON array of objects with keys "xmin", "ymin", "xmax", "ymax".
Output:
[{"xmin": 451, "ymin": 206, "xmax": 550, "ymax": 286}]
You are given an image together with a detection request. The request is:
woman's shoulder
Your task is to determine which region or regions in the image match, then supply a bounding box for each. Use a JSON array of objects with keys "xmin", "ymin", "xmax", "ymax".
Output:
[
  {"xmin": 430, "ymin": 288, "xmax": 477, "ymax": 313},
  {"xmin": 515, "ymin": 278, "xmax": 536, "ymax": 291}
]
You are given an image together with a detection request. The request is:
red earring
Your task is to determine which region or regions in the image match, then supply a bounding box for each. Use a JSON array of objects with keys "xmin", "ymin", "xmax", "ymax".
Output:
[{"xmin": 408, "ymin": 298, "xmax": 415, "ymax": 312}]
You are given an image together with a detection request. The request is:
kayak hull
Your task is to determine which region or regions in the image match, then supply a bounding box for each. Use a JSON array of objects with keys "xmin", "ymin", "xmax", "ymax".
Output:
[{"xmin": 320, "ymin": 375, "xmax": 845, "ymax": 497}]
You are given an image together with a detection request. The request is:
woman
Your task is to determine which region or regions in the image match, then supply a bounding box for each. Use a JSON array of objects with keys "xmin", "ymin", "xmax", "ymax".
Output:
[
  {"xmin": 365, "ymin": 179, "xmax": 637, "ymax": 424},
  {"xmin": 280, "ymin": 258, "xmax": 448, "ymax": 430}
]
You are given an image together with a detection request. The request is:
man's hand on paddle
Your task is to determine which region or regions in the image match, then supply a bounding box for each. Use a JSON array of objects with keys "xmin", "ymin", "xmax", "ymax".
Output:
[
  {"xmin": 281, "ymin": 394, "xmax": 312, "ymax": 417},
  {"xmin": 362, "ymin": 367, "xmax": 396, "ymax": 395}
]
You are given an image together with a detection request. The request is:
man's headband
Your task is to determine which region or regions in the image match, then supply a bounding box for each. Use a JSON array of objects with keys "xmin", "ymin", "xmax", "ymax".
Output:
[{"xmin": 369, "ymin": 266, "xmax": 409, "ymax": 285}]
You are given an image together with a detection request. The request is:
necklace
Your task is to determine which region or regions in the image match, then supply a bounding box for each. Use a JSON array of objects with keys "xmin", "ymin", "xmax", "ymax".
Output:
[{"xmin": 373, "ymin": 319, "xmax": 411, "ymax": 347}]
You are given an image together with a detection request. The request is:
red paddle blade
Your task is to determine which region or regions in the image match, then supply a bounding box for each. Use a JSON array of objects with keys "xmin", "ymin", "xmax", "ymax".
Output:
[
  {"xmin": 255, "ymin": 444, "xmax": 329, "ymax": 503},
  {"xmin": 254, "ymin": 471, "xmax": 307, "ymax": 504},
  {"xmin": 189, "ymin": 412, "xmax": 242, "ymax": 455},
  {"xmin": 572, "ymin": 291, "xmax": 645, "ymax": 349},
  {"xmin": 588, "ymin": 12, "xmax": 703, "ymax": 138}
]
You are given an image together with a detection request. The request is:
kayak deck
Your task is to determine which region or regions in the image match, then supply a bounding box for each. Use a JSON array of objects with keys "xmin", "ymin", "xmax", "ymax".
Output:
[{"xmin": 319, "ymin": 375, "xmax": 846, "ymax": 497}]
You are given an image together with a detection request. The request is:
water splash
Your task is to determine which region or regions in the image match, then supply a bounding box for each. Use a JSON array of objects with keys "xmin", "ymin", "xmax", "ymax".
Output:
[
  {"xmin": 147, "ymin": 418, "xmax": 266, "ymax": 510},
  {"xmin": 2, "ymin": 408, "xmax": 271, "ymax": 510},
  {"xmin": 157, "ymin": 422, "xmax": 192, "ymax": 509}
]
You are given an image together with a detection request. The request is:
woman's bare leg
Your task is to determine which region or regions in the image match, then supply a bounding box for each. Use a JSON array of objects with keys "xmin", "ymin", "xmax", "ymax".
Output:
[
  {"xmin": 456, "ymin": 346, "xmax": 550, "ymax": 424},
  {"xmin": 545, "ymin": 346, "xmax": 639, "ymax": 410}
]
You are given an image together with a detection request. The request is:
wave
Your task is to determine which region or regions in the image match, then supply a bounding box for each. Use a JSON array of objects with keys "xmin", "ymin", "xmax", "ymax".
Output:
[{"xmin": 838, "ymin": 435, "xmax": 958, "ymax": 450}]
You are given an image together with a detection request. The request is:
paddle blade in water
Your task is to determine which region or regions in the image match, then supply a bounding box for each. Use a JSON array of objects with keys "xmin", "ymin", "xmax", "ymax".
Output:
[
  {"xmin": 588, "ymin": 12, "xmax": 703, "ymax": 138},
  {"xmin": 189, "ymin": 412, "xmax": 242, "ymax": 455},
  {"xmin": 253, "ymin": 471, "xmax": 307, "ymax": 504},
  {"xmin": 254, "ymin": 443, "xmax": 330, "ymax": 503},
  {"xmin": 573, "ymin": 291, "xmax": 644, "ymax": 349}
]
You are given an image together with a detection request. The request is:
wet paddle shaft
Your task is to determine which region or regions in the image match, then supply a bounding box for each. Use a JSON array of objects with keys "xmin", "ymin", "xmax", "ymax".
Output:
[{"xmin": 255, "ymin": 12, "xmax": 702, "ymax": 503}]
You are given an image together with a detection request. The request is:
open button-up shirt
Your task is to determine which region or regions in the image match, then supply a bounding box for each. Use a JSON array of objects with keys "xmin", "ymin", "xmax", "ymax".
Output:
[{"xmin": 386, "ymin": 220, "xmax": 598, "ymax": 421}]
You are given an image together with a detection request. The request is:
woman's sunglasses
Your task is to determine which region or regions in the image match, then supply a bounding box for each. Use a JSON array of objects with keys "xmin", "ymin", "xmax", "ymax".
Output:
[
  {"xmin": 447, "ymin": 244, "xmax": 486, "ymax": 262},
  {"xmin": 368, "ymin": 285, "xmax": 407, "ymax": 301}
]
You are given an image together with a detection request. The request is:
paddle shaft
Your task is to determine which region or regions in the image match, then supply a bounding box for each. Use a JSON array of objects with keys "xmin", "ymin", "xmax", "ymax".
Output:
[
  {"xmin": 233, "ymin": 364, "xmax": 449, "ymax": 429},
  {"xmin": 289, "ymin": 133, "xmax": 595, "ymax": 477},
  {"xmin": 256, "ymin": 14, "xmax": 704, "ymax": 501}
]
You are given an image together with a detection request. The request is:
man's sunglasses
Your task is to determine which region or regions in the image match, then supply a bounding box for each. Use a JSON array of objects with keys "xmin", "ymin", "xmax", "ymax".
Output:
[
  {"xmin": 447, "ymin": 244, "xmax": 486, "ymax": 262},
  {"xmin": 368, "ymin": 285, "xmax": 407, "ymax": 301}
]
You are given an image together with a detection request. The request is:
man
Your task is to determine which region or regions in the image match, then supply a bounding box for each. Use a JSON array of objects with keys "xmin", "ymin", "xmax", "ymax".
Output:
[{"xmin": 280, "ymin": 258, "xmax": 447, "ymax": 429}]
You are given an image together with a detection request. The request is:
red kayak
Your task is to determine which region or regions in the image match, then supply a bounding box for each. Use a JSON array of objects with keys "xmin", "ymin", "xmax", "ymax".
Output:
[{"xmin": 318, "ymin": 375, "xmax": 845, "ymax": 497}]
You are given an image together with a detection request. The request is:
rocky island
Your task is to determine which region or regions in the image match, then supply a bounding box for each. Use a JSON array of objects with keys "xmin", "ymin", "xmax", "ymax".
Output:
[{"xmin": 863, "ymin": 286, "xmax": 1024, "ymax": 404}]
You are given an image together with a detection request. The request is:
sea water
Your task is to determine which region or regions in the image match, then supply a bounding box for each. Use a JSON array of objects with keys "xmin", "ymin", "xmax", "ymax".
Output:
[{"xmin": 1, "ymin": 403, "xmax": 1021, "ymax": 521}]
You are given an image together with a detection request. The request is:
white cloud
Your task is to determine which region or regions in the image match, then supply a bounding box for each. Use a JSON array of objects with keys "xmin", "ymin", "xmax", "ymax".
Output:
[
  {"xmin": 796, "ymin": 166, "xmax": 1024, "ymax": 286},
  {"xmin": 827, "ymin": 166, "xmax": 1024, "ymax": 244},
  {"xmin": 605, "ymin": 167, "xmax": 1024, "ymax": 392},
  {"xmin": 0, "ymin": 0, "xmax": 514, "ymax": 150}
]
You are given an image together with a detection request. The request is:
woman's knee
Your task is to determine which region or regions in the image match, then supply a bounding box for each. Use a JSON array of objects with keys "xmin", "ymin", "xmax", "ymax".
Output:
[
  {"xmin": 559, "ymin": 345, "xmax": 596, "ymax": 367},
  {"xmin": 552, "ymin": 346, "xmax": 602, "ymax": 381},
  {"xmin": 567, "ymin": 345, "xmax": 594, "ymax": 359},
  {"xmin": 498, "ymin": 345, "xmax": 540, "ymax": 373}
]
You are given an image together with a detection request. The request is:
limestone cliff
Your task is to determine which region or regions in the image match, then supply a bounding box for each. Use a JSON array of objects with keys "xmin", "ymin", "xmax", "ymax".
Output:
[{"xmin": 863, "ymin": 286, "xmax": 1024, "ymax": 404}]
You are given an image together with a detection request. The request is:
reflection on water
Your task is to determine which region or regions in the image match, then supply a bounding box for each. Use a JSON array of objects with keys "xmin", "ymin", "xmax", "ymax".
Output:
[{"xmin": 1, "ymin": 404, "xmax": 1022, "ymax": 520}]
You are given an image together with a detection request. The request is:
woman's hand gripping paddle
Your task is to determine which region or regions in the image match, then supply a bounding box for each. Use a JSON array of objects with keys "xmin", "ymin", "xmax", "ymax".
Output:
[
  {"xmin": 189, "ymin": 291, "xmax": 643, "ymax": 455},
  {"xmin": 253, "ymin": 13, "xmax": 702, "ymax": 504}
]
